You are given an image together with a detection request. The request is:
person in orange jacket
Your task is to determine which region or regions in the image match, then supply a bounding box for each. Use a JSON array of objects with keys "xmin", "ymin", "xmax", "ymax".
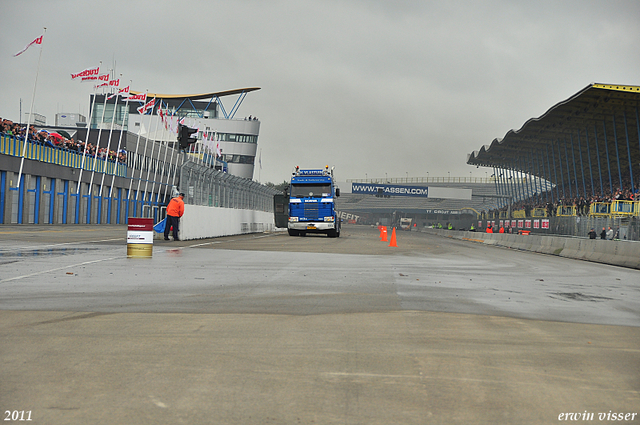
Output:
[
  {"xmin": 486, "ymin": 224, "xmax": 493, "ymax": 233},
  {"xmin": 499, "ymin": 226, "xmax": 504, "ymax": 233},
  {"xmin": 164, "ymin": 193, "xmax": 185, "ymax": 241}
]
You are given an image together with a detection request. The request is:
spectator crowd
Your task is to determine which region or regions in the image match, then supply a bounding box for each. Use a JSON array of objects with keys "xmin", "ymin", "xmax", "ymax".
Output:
[
  {"xmin": 489, "ymin": 178, "xmax": 639, "ymax": 219},
  {"xmin": 1, "ymin": 117, "xmax": 127, "ymax": 164}
]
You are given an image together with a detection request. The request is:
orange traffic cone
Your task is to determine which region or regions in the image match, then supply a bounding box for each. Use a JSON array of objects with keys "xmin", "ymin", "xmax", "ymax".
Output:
[
  {"xmin": 381, "ymin": 226, "xmax": 388, "ymax": 242},
  {"xmin": 389, "ymin": 227, "xmax": 398, "ymax": 247}
]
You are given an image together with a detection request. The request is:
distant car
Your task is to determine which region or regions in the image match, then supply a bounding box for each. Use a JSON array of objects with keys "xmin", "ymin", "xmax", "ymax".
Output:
[{"xmin": 400, "ymin": 218, "xmax": 412, "ymax": 230}]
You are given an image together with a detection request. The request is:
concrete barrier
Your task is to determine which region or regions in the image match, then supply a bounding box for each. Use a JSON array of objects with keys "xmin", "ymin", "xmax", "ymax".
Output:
[
  {"xmin": 176, "ymin": 205, "xmax": 276, "ymax": 240},
  {"xmin": 424, "ymin": 228, "xmax": 640, "ymax": 270}
]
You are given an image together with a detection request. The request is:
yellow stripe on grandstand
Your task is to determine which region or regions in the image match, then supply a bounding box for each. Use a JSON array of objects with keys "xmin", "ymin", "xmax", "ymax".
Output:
[{"xmin": 593, "ymin": 83, "xmax": 640, "ymax": 93}]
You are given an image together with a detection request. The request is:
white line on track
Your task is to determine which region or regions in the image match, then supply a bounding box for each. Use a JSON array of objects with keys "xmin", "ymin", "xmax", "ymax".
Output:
[
  {"xmin": 0, "ymin": 233, "xmax": 280, "ymax": 283},
  {"xmin": 0, "ymin": 238, "xmax": 123, "ymax": 253},
  {"xmin": 0, "ymin": 256, "xmax": 124, "ymax": 283}
]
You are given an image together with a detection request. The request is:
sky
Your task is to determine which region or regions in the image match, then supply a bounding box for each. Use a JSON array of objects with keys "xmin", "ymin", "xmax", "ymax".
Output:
[{"xmin": 2, "ymin": 0, "xmax": 639, "ymax": 185}]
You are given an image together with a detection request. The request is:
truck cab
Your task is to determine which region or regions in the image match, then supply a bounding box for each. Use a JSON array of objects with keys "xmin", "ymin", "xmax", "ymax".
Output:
[{"xmin": 288, "ymin": 166, "xmax": 341, "ymax": 237}]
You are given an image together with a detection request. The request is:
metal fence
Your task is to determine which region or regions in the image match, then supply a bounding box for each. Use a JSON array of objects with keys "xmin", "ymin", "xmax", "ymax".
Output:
[
  {"xmin": 180, "ymin": 160, "xmax": 278, "ymax": 212},
  {"xmin": 549, "ymin": 216, "xmax": 640, "ymax": 241}
]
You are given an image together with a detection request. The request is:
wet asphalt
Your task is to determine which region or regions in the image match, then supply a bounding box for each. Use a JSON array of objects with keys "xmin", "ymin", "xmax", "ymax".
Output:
[{"xmin": 1, "ymin": 224, "xmax": 639, "ymax": 424}]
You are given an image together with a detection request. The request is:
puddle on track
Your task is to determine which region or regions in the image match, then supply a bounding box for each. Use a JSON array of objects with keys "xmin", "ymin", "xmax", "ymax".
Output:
[{"xmin": 0, "ymin": 247, "xmax": 99, "ymax": 258}]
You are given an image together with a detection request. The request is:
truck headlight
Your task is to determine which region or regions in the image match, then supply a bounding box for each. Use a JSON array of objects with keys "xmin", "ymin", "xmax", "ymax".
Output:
[
  {"xmin": 324, "ymin": 216, "xmax": 335, "ymax": 222},
  {"xmin": 288, "ymin": 217, "xmax": 298, "ymax": 222}
]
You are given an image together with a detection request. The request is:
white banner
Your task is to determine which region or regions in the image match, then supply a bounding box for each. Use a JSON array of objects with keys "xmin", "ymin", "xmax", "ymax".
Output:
[
  {"xmin": 14, "ymin": 34, "xmax": 43, "ymax": 57},
  {"xmin": 71, "ymin": 66, "xmax": 100, "ymax": 80}
]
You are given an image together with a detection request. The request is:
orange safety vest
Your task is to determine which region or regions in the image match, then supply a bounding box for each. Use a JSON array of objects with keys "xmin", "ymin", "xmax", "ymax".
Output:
[{"xmin": 166, "ymin": 197, "xmax": 184, "ymax": 217}]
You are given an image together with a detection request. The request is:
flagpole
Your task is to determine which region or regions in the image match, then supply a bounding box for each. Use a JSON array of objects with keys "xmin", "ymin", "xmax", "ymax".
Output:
[
  {"xmin": 88, "ymin": 78, "xmax": 111, "ymax": 197},
  {"xmin": 153, "ymin": 101, "xmax": 172, "ymax": 204},
  {"xmin": 159, "ymin": 103, "xmax": 172, "ymax": 201},
  {"xmin": 161, "ymin": 109, "xmax": 179, "ymax": 201},
  {"xmin": 259, "ymin": 148, "xmax": 262, "ymax": 183},
  {"xmin": 77, "ymin": 61, "xmax": 101, "ymax": 195},
  {"xmin": 151, "ymin": 99, "xmax": 167, "ymax": 205},
  {"xmin": 99, "ymin": 71, "xmax": 120, "ymax": 196},
  {"xmin": 168, "ymin": 115, "xmax": 185, "ymax": 198},
  {"xmin": 205, "ymin": 132, "xmax": 214, "ymax": 168},
  {"xmin": 143, "ymin": 99, "xmax": 162, "ymax": 208},
  {"xmin": 134, "ymin": 95, "xmax": 155, "ymax": 206},
  {"xmin": 127, "ymin": 91, "xmax": 148, "ymax": 201},
  {"xmin": 16, "ymin": 28, "xmax": 46, "ymax": 189},
  {"xmin": 109, "ymin": 80, "xmax": 131, "ymax": 198}
]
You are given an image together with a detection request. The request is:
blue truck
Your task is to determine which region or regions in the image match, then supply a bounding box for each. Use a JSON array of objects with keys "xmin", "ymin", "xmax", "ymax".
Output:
[{"xmin": 287, "ymin": 166, "xmax": 341, "ymax": 237}]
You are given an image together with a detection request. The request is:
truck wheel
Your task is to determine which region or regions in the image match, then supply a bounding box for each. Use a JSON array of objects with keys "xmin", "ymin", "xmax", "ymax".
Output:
[{"xmin": 288, "ymin": 229, "xmax": 299, "ymax": 236}]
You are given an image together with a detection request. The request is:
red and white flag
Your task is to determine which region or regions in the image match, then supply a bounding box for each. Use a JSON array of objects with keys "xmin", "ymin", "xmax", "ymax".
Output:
[
  {"xmin": 107, "ymin": 85, "xmax": 130, "ymax": 100},
  {"xmin": 127, "ymin": 92, "xmax": 147, "ymax": 102},
  {"xmin": 14, "ymin": 34, "xmax": 43, "ymax": 57},
  {"xmin": 159, "ymin": 106, "xmax": 172, "ymax": 130},
  {"xmin": 82, "ymin": 72, "xmax": 109, "ymax": 83},
  {"xmin": 71, "ymin": 66, "xmax": 100, "ymax": 80},
  {"xmin": 109, "ymin": 78, "xmax": 120, "ymax": 87},
  {"xmin": 137, "ymin": 98, "xmax": 155, "ymax": 115}
]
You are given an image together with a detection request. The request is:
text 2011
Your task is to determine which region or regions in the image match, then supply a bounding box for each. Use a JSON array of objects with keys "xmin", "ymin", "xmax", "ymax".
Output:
[{"xmin": 4, "ymin": 411, "xmax": 32, "ymax": 421}]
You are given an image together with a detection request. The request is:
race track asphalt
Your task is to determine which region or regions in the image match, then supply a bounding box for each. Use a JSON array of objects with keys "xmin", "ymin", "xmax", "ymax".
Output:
[{"xmin": 1, "ymin": 224, "xmax": 639, "ymax": 424}]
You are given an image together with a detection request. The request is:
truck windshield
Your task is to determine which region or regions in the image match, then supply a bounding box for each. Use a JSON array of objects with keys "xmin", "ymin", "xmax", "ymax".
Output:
[{"xmin": 290, "ymin": 184, "xmax": 331, "ymax": 198}]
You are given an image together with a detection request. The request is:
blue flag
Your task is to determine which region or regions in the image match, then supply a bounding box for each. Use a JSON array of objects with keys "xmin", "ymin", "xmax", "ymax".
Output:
[{"xmin": 153, "ymin": 218, "xmax": 166, "ymax": 233}]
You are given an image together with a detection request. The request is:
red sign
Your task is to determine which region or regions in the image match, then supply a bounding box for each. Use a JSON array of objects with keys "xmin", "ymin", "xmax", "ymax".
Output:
[{"xmin": 128, "ymin": 217, "xmax": 153, "ymax": 231}]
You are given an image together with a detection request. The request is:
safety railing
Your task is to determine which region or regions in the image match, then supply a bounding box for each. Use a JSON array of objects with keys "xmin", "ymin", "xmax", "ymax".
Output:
[
  {"xmin": 589, "ymin": 202, "xmax": 611, "ymax": 217},
  {"xmin": 557, "ymin": 205, "xmax": 577, "ymax": 216},
  {"xmin": 531, "ymin": 208, "xmax": 547, "ymax": 217},
  {"xmin": 1, "ymin": 133, "xmax": 127, "ymax": 177},
  {"xmin": 611, "ymin": 200, "xmax": 636, "ymax": 217}
]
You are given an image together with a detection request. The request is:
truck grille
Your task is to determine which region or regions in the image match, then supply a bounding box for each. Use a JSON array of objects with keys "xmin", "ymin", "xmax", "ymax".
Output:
[{"xmin": 304, "ymin": 203, "xmax": 319, "ymax": 220}]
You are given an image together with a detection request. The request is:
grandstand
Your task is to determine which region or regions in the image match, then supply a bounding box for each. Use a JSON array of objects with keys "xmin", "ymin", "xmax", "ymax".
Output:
[
  {"xmin": 468, "ymin": 83, "xmax": 639, "ymax": 210},
  {"xmin": 466, "ymin": 83, "xmax": 640, "ymax": 240},
  {"xmin": 0, "ymin": 87, "xmax": 274, "ymax": 225},
  {"xmin": 336, "ymin": 83, "xmax": 640, "ymax": 239}
]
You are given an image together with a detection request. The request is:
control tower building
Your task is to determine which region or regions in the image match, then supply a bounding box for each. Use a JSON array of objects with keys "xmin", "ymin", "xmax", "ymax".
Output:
[{"xmin": 91, "ymin": 87, "xmax": 261, "ymax": 179}]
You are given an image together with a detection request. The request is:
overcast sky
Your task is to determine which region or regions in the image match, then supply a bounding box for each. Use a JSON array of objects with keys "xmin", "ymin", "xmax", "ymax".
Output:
[{"xmin": 2, "ymin": 0, "xmax": 639, "ymax": 184}]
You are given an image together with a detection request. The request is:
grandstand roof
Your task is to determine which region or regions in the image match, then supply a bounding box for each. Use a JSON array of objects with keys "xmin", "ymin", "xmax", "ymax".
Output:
[
  {"xmin": 128, "ymin": 87, "xmax": 261, "ymax": 101},
  {"xmin": 467, "ymin": 83, "xmax": 640, "ymax": 185}
]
